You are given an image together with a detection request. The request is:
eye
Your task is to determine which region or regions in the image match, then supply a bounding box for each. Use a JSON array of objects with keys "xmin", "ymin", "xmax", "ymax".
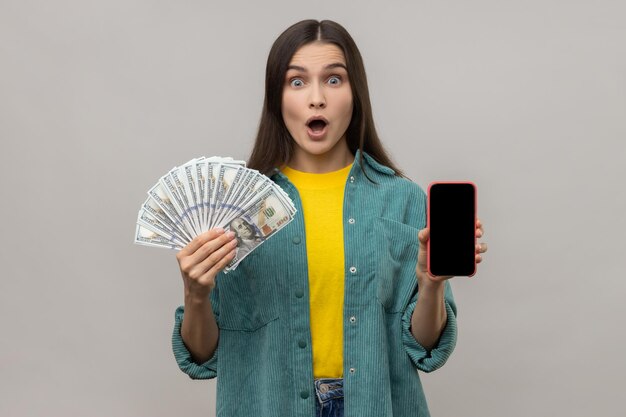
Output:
[
  {"xmin": 328, "ymin": 76, "xmax": 342, "ymax": 85},
  {"xmin": 290, "ymin": 78, "xmax": 304, "ymax": 87}
]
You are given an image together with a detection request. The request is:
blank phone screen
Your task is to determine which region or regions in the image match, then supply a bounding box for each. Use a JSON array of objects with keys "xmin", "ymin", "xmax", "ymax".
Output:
[{"xmin": 428, "ymin": 183, "xmax": 476, "ymax": 276}]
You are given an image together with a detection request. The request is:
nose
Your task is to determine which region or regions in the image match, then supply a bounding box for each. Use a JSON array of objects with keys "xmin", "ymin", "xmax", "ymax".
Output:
[{"xmin": 309, "ymin": 83, "xmax": 326, "ymax": 109}]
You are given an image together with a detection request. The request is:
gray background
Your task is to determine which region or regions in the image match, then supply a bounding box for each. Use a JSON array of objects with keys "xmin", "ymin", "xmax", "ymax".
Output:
[{"xmin": 1, "ymin": 0, "xmax": 624, "ymax": 416}]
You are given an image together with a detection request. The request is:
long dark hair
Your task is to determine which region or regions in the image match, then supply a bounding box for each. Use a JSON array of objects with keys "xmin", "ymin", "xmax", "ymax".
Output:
[{"xmin": 247, "ymin": 19, "xmax": 405, "ymax": 180}]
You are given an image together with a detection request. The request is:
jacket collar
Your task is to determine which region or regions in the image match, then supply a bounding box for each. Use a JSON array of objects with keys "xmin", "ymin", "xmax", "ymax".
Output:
[{"xmin": 355, "ymin": 149, "xmax": 395, "ymax": 176}]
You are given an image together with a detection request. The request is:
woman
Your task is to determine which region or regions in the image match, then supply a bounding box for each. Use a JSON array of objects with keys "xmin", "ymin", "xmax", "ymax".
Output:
[{"xmin": 173, "ymin": 19, "xmax": 487, "ymax": 417}]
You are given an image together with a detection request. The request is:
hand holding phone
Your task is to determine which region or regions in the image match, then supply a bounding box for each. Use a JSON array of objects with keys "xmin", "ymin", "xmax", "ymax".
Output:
[{"xmin": 427, "ymin": 181, "xmax": 477, "ymax": 277}]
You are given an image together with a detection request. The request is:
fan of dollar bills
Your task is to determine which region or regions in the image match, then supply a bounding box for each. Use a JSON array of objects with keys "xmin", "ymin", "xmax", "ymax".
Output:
[{"xmin": 134, "ymin": 156, "xmax": 297, "ymax": 271}]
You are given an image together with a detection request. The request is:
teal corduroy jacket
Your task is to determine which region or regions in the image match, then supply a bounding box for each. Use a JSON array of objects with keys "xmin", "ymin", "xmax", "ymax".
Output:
[{"xmin": 172, "ymin": 150, "xmax": 458, "ymax": 417}]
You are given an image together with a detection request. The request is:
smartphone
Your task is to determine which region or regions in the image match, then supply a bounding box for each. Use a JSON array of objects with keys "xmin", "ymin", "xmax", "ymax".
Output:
[{"xmin": 427, "ymin": 181, "xmax": 477, "ymax": 277}]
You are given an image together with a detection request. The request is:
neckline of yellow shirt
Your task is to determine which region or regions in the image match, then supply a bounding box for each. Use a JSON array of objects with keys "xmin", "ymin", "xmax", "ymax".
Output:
[{"xmin": 281, "ymin": 163, "xmax": 354, "ymax": 190}]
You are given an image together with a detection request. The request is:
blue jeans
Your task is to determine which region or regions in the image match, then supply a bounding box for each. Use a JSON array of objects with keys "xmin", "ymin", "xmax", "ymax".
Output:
[{"xmin": 314, "ymin": 378, "xmax": 344, "ymax": 417}]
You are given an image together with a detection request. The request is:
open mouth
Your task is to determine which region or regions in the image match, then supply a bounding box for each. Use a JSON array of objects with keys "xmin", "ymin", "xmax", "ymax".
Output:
[
  {"xmin": 306, "ymin": 117, "xmax": 329, "ymax": 139},
  {"xmin": 307, "ymin": 119, "xmax": 327, "ymax": 133}
]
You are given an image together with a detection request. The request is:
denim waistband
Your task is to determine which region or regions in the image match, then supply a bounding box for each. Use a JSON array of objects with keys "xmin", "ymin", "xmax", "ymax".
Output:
[{"xmin": 314, "ymin": 378, "xmax": 344, "ymax": 404}]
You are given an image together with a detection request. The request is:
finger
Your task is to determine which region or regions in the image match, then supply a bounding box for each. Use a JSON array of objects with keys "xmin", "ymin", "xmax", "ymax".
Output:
[
  {"xmin": 193, "ymin": 238, "xmax": 239, "ymax": 277},
  {"xmin": 188, "ymin": 231, "xmax": 236, "ymax": 265},
  {"xmin": 200, "ymin": 248, "xmax": 237, "ymax": 283},
  {"xmin": 201, "ymin": 245, "xmax": 238, "ymax": 281},
  {"xmin": 418, "ymin": 228, "xmax": 429, "ymax": 244},
  {"xmin": 178, "ymin": 228, "xmax": 225, "ymax": 257},
  {"xmin": 476, "ymin": 254, "xmax": 482, "ymax": 263},
  {"xmin": 475, "ymin": 242, "xmax": 488, "ymax": 252},
  {"xmin": 425, "ymin": 273, "xmax": 452, "ymax": 282}
]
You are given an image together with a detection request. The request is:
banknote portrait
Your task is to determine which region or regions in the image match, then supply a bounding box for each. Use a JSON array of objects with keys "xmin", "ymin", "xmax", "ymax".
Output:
[{"xmin": 228, "ymin": 217, "xmax": 263, "ymax": 260}]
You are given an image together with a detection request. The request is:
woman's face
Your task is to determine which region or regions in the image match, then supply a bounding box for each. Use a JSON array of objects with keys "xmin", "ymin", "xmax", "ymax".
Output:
[{"xmin": 282, "ymin": 42, "xmax": 353, "ymax": 169}]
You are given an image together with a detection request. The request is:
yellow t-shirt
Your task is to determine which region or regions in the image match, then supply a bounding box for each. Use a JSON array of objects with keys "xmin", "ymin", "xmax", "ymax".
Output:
[{"xmin": 281, "ymin": 163, "xmax": 352, "ymax": 378}]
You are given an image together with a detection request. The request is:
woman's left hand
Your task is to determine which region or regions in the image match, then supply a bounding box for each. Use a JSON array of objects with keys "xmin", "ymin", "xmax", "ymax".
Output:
[{"xmin": 416, "ymin": 218, "xmax": 488, "ymax": 285}]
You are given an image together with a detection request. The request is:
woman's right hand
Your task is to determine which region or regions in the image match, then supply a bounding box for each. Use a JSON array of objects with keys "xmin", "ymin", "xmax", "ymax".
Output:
[{"xmin": 176, "ymin": 228, "xmax": 238, "ymax": 301}]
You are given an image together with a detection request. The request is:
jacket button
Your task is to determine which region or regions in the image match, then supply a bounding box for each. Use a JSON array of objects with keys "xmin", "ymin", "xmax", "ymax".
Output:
[
  {"xmin": 300, "ymin": 390, "xmax": 309, "ymax": 399},
  {"xmin": 349, "ymin": 316, "xmax": 356, "ymax": 324},
  {"xmin": 292, "ymin": 236, "xmax": 301, "ymax": 244},
  {"xmin": 348, "ymin": 218, "xmax": 355, "ymax": 224},
  {"xmin": 298, "ymin": 339, "xmax": 307, "ymax": 348},
  {"xmin": 349, "ymin": 266, "xmax": 357, "ymax": 274},
  {"xmin": 349, "ymin": 367, "xmax": 356, "ymax": 374},
  {"xmin": 349, "ymin": 176, "xmax": 355, "ymax": 183},
  {"xmin": 295, "ymin": 289, "xmax": 304, "ymax": 298}
]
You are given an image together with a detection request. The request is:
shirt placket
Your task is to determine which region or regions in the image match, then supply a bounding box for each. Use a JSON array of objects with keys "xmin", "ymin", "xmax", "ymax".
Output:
[
  {"xmin": 274, "ymin": 174, "xmax": 316, "ymax": 416},
  {"xmin": 342, "ymin": 169, "xmax": 360, "ymax": 399}
]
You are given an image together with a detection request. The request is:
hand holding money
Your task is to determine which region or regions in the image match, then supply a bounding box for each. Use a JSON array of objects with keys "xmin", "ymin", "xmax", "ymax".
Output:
[
  {"xmin": 134, "ymin": 156, "xmax": 297, "ymax": 272},
  {"xmin": 176, "ymin": 228, "xmax": 237, "ymax": 299}
]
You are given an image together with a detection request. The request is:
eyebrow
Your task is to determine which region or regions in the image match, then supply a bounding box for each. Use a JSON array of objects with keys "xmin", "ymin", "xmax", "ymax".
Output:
[{"xmin": 287, "ymin": 63, "xmax": 348, "ymax": 72}]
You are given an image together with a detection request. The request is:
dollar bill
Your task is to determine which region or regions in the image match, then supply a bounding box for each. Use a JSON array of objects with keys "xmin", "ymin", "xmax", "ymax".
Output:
[
  {"xmin": 195, "ymin": 159, "xmax": 207, "ymax": 231},
  {"xmin": 137, "ymin": 208, "xmax": 188, "ymax": 247},
  {"xmin": 134, "ymin": 223, "xmax": 183, "ymax": 249},
  {"xmin": 160, "ymin": 171, "xmax": 198, "ymax": 236},
  {"xmin": 170, "ymin": 167, "xmax": 200, "ymax": 234},
  {"xmin": 141, "ymin": 195, "xmax": 192, "ymax": 242},
  {"xmin": 181, "ymin": 161, "xmax": 203, "ymax": 233},
  {"xmin": 224, "ymin": 185, "xmax": 295, "ymax": 271},
  {"xmin": 213, "ymin": 165, "xmax": 247, "ymax": 227},
  {"xmin": 147, "ymin": 182, "xmax": 193, "ymax": 239}
]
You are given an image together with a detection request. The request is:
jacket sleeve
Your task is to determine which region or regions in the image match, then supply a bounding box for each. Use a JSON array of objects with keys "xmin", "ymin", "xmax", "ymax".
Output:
[
  {"xmin": 400, "ymin": 280, "xmax": 458, "ymax": 373},
  {"xmin": 171, "ymin": 285, "xmax": 220, "ymax": 379}
]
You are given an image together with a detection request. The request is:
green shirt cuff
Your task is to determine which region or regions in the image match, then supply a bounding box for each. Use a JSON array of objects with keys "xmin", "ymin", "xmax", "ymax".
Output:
[
  {"xmin": 172, "ymin": 306, "xmax": 218, "ymax": 379},
  {"xmin": 401, "ymin": 298, "xmax": 458, "ymax": 373}
]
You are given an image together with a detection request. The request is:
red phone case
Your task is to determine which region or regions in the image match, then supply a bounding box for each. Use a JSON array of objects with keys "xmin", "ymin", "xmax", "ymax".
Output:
[{"xmin": 427, "ymin": 181, "xmax": 477, "ymax": 277}]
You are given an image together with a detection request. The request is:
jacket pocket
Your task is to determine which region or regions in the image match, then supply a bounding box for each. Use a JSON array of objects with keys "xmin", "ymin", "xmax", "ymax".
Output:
[
  {"xmin": 215, "ymin": 252, "xmax": 279, "ymax": 331},
  {"xmin": 374, "ymin": 216, "xmax": 420, "ymax": 313}
]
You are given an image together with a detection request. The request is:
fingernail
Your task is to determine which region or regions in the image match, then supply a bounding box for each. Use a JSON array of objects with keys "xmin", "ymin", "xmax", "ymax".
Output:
[
  {"xmin": 226, "ymin": 231, "xmax": 235, "ymax": 238},
  {"xmin": 215, "ymin": 228, "xmax": 225, "ymax": 234}
]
